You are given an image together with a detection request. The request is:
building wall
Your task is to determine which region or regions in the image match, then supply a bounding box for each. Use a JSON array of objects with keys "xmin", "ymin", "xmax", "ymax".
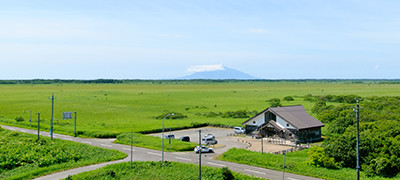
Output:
[
  {"xmin": 245, "ymin": 114, "xmax": 265, "ymax": 127},
  {"xmin": 276, "ymin": 115, "xmax": 296, "ymax": 129}
]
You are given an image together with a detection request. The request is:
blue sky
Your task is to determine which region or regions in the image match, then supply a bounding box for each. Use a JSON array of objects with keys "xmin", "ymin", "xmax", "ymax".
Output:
[{"xmin": 1, "ymin": 0, "xmax": 399, "ymax": 79}]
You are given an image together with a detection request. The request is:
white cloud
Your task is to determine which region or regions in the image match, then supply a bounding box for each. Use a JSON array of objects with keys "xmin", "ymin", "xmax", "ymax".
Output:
[
  {"xmin": 187, "ymin": 64, "xmax": 225, "ymax": 72},
  {"xmin": 248, "ymin": 28, "xmax": 269, "ymax": 34}
]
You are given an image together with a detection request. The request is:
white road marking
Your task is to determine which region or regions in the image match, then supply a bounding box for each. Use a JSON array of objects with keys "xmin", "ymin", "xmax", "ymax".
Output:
[
  {"xmin": 123, "ymin": 148, "xmax": 135, "ymax": 151},
  {"xmin": 101, "ymin": 144, "xmax": 112, "ymax": 148},
  {"xmin": 288, "ymin": 178, "xmax": 300, "ymax": 180},
  {"xmin": 147, "ymin": 152, "xmax": 161, "ymax": 156},
  {"xmin": 245, "ymin": 169, "xmax": 266, "ymax": 175},
  {"xmin": 81, "ymin": 141, "xmax": 92, "ymax": 144},
  {"xmin": 174, "ymin": 157, "xmax": 192, "ymax": 161},
  {"xmin": 207, "ymin": 162, "xmax": 226, "ymax": 167}
]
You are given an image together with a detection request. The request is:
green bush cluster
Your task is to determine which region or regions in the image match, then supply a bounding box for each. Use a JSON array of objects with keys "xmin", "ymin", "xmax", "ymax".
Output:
[
  {"xmin": 266, "ymin": 98, "xmax": 281, "ymax": 107},
  {"xmin": 315, "ymin": 96, "xmax": 400, "ymax": 177},
  {"xmin": 155, "ymin": 112, "xmax": 188, "ymax": 119},
  {"xmin": 306, "ymin": 146, "xmax": 338, "ymax": 169},
  {"xmin": 198, "ymin": 110, "xmax": 258, "ymax": 119},
  {"xmin": 15, "ymin": 116, "xmax": 24, "ymax": 122},
  {"xmin": 304, "ymin": 94, "xmax": 362, "ymax": 103}
]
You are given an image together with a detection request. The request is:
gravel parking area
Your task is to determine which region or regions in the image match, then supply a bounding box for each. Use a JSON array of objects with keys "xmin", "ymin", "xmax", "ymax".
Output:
[
  {"xmin": 148, "ymin": 126, "xmax": 291, "ymax": 154},
  {"xmin": 148, "ymin": 126, "xmax": 234, "ymax": 143}
]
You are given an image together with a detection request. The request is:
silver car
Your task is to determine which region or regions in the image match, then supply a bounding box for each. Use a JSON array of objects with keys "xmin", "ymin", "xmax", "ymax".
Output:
[
  {"xmin": 201, "ymin": 137, "xmax": 218, "ymax": 145},
  {"xmin": 194, "ymin": 145, "xmax": 214, "ymax": 153}
]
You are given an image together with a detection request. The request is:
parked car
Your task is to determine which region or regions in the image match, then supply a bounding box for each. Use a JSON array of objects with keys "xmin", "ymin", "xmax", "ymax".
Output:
[
  {"xmin": 201, "ymin": 137, "xmax": 217, "ymax": 145},
  {"xmin": 163, "ymin": 134, "xmax": 175, "ymax": 139},
  {"xmin": 234, "ymin": 127, "xmax": 245, "ymax": 134},
  {"xmin": 179, "ymin": 136, "xmax": 190, "ymax": 142},
  {"xmin": 204, "ymin": 133, "xmax": 215, "ymax": 139},
  {"xmin": 194, "ymin": 145, "xmax": 214, "ymax": 153}
]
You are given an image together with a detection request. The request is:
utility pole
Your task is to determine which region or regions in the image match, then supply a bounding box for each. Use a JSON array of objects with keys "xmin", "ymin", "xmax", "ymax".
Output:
[
  {"xmin": 356, "ymin": 99, "xmax": 360, "ymax": 180},
  {"xmin": 261, "ymin": 136, "xmax": 263, "ymax": 154},
  {"xmin": 36, "ymin": 113, "xmax": 40, "ymax": 141},
  {"xmin": 49, "ymin": 93, "xmax": 56, "ymax": 140},
  {"xmin": 197, "ymin": 129, "xmax": 202, "ymax": 180},
  {"xmin": 282, "ymin": 150, "xmax": 286, "ymax": 180},
  {"xmin": 74, "ymin": 112, "xmax": 77, "ymax": 137},
  {"xmin": 131, "ymin": 133, "xmax": 133, "ymax": 168}
]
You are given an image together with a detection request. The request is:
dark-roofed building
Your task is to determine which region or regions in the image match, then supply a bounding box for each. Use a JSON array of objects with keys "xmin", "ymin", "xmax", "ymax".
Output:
[{"xmin": 242, "ymin": 105, "xmax": 324, "ymax": 143}]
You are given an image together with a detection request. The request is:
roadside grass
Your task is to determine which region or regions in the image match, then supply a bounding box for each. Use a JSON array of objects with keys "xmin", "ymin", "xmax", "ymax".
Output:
[
  {"xmin": 2, "ymin": 82, "xmax": 399, "ymax": 138},
  {"xmin": 0, "ymin": 127, "xmax": 127, "ymax": 180},
  {"xmin": 218, "ymin": 148, "xmax": 400, "ymax": 180},
  {"xmin": 115, "ymin": 132, "xmax": 197, "ymax": 152},
  {"xmin": 64, "ymin": 161, "xmax": 264, "ymax": 180}
]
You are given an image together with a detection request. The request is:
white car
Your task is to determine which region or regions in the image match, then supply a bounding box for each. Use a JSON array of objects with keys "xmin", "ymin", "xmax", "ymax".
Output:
[
  {"xmin": 234, "ymin": 127, "xmax": 245, "ymax": 134},
  {"xmin": 201, "ymin": 137, "xmax": 218, "ymax": 145},
  {"xmin": 204, "ymin": 134, "xmax": 215, "ymax": 139},
  {"xmin": 194, "ymin": 145, "xmax": 214, "ymax": 153}
]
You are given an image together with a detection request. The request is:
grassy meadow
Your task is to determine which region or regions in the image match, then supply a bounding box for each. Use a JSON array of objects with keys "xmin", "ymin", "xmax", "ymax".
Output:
[{"xmin": 1, "ymin": 81, "xmax": 400, "ymax": 137}]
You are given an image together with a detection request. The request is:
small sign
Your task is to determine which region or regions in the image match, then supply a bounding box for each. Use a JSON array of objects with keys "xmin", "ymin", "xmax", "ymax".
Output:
[{"xmin": 63, "ymin": 112, "xmax": 72, "ymax": 119}]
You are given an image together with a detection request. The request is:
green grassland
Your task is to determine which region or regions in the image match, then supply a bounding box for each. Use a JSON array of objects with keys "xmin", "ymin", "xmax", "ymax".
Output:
[
  {"xmin": 218, "ymin": 148, "xmax": 400, "ymax": 180},
  {"xmin": 1, "ymin": 81, "xmax": 400, "ymax": 137},
  {"xmin": 0, "ymin": 127, "xmax": 127, "ymax": 180},
  {"xmin": 64, "ymin": 161, "xmax": 263, "ymax": 180}
]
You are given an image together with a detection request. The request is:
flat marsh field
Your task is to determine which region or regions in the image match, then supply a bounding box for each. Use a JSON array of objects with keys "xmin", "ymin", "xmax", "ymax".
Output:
[{"xmin": 1, "ymin": 81, "xmax": 400, "ymax": 137}]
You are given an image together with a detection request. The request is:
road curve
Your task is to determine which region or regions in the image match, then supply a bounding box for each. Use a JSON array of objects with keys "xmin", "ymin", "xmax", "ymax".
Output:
[{"xmin": 1, "ymin": 125, "xmax": 323, "ymax": 180}]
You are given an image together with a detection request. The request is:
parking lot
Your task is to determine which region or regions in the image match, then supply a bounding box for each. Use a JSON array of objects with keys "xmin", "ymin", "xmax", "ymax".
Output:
[{"xmin": 148, "ymin": 126, "xmax": 234, "ymax": 144}]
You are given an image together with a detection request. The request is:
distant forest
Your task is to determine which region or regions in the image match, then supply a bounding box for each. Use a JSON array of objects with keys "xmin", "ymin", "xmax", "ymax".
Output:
[{"xmin": 1, "ymin": 79, "xmax": 400, "ymax": 84}]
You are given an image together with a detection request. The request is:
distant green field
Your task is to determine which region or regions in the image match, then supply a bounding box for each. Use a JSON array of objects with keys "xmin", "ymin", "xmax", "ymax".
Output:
[{"xmin": 1, "ymin": 81, "xmax": 400, "ymax": 137}]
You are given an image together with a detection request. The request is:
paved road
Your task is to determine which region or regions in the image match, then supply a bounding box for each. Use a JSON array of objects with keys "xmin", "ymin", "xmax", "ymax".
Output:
[{"xmin": 1, "ymin": 125, "xmax": 323, "ymax": 180}]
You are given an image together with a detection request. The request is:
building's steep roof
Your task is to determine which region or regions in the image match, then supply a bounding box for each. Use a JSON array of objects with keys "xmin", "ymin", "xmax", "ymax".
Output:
[
  {"xmin": 269, "ymin": 105, "xmax": 324, "ymax": 130},
  {"xmin": 242, "ymin": 105, "xmax": 324, "ymax": 130}
]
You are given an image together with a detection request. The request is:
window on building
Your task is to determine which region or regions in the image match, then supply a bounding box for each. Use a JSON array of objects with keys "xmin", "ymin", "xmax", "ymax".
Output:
[{"xmin": 287, "ymin": 123, "xmax": 289, "ymax": 127}]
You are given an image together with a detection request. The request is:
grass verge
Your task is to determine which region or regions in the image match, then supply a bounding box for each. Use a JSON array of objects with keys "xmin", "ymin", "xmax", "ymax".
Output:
[
  {"xmin": 0, "ymin": 127, "xmax": 127, "ymax": 180},
  {"xmin": 218, "ymin": 148, "xmax": 400, "ymax": 180},
  {"xmin": 64, "ymin": 161, "xmax": 264, "ymax": 180},
  {"xmin": 115, "ymin": 132, "xmax": 197, "ymax": 152}
]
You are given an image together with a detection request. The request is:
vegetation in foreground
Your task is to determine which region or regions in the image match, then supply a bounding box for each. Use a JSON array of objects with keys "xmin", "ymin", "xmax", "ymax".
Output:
[
  {"xmin": 64, "ymin": 161, "xmax": 263, "ymax": 180},
  {"xmin": 115, "ymin": 132, "xmax": 197, "ymax": 152},
  {"xmin": 219, "ymin": 148, "xmax": 400, "ymax": 180},
  {"xmin": 0, "ymin": 127, "xmax": 127, "ymax": 180}
]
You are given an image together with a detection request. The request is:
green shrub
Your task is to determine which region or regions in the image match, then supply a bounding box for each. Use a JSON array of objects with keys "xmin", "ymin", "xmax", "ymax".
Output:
[
  {"xmin": 267, "ymin": 98, "xmax": 281, "ymax": 107},
  {"xmin": 307, "ymin": 146, "xmax": 338, "ymax": 169},
  {"xmin": 15, "ymin": 116, "xmax": 24, "ymax": 122},
  {"xmin": 155, "ymin": 112, "xmax": 187, "ymax": 119},
  {"xmin": 283, "ymin": 96, "xmax": 294, "ymax": 101}
]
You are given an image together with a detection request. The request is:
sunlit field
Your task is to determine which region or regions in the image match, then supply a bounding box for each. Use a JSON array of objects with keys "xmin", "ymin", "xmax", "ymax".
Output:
[{"xmin": 1, "ymin": 81, "xmax": 400, "ymax": 137}]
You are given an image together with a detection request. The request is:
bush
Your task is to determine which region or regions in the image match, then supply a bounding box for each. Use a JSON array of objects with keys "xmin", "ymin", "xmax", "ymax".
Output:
[
  {"xmin": 283, "ymin": 96, "xmax": 294, "ymax": 101},
  {"xmin": 221, "ymin": 167, "xmax": 234, "ymax": 180},
  {"xmin": 15, "ymin": 116, "xmax": 24, "ymax": 122},
  {"xmin": 307, "ymin": 146, "xmax": 338, "ymax": 169},
  {"xmin": 155, "ymin": 112, "xmax": 187, "ymax": 119},
  {"xmin": 267, "ymin": 98, "xmax": 281, "ymax": 107}
]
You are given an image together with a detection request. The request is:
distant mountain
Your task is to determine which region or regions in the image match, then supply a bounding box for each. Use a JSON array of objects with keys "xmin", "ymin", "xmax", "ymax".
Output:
[{"xmin": 180, "ymin": 65, "xmax": 256, "ymax": 79}]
